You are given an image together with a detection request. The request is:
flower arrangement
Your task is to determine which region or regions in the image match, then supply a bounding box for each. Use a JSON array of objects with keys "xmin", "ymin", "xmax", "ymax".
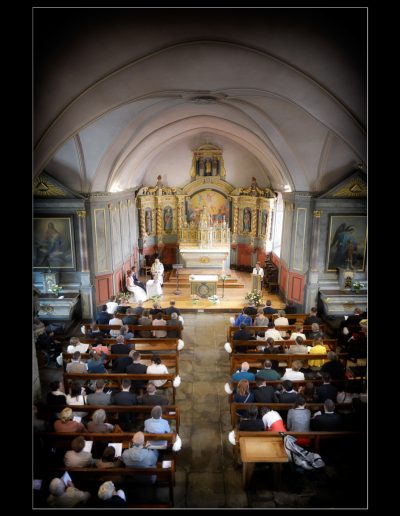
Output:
[
  {"xmin": 219, "ymin": 273, "xmax": 228, "ymax": 281},
  {"xmin": 190, "ymin": 294, "xmax": 200, "ymax": 304},
  {"xmin": 344, "ymin": 276, "xmax": 353, "ymax": 289},
  {"xmin": 352, "ymin": 281, "xmax": 364, "ymax": 292},
  {"xmin": 50, "ymin": 284, "xmax": 62, "ymax": 296},
  {"xmin": 118, "ymin": 291, "xmax": 131, "ymax": 304},
  {"xmin": 150, "ymin": 294, "xmax": 162, "ymax": 304},
  {"xmin": 208, "ymin": 294, "xmax": 220, "ymax": 304},
  {"xmin": 245, "ymin": 289, "xmax": 263, "ymax": 307}
]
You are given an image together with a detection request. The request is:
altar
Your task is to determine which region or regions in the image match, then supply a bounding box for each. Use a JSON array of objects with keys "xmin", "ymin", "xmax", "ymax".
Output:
[
  {"xmin": 179, "ymin": 246, "xmax": 230, "ymax": 268},
  {"xmin": 319, "ymin": 289, "xmax": 367, "ymax": 316},
  {"xmin": 189, "ymin": 274, "xmax": 218, "ymax": 298}
]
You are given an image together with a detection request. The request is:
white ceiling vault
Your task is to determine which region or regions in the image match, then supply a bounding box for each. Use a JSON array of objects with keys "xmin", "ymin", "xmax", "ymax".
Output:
[{"xmin": 34, "ymin": 7, "xmax": 366, "ymax": 195}]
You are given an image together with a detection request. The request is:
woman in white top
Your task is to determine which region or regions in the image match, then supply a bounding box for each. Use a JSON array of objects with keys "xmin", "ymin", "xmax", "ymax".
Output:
[
  {"xmin": 126, "ymin": 269, "xmax": 148, "ymax": 303},
  {"xmin": 106, "ymin": 296, "xmax": 119, "ymax": 315},
  {"xmin": 146, "ymin": 272, "xmax": 163, "ymax": 298},
  {"xmin": 150, "ymin": 258, "xmax": 164, "ymax": 285},
  {"xmin": 66, "ymin": 381, "xmax": 88, "ymax": 419},
  {"xmin": 146, "ymin": 356, "xmax": 169, "ymax": 387},
  {"xmin": 281, "ymin": 360, "xmax": 305, "ymax": 381},
  {"xmin": 252, "ymin": 262, "xmax": 264, "ymax": 277}
]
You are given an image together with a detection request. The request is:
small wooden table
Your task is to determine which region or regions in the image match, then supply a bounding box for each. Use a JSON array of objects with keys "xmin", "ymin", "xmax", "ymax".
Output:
[{"xmin": 239, "ymin": 436, "xmax": 289, "ymax": 489}]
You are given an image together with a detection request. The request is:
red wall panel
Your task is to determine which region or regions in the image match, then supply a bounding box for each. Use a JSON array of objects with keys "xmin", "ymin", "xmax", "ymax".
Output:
[
  {"xmin": 280, "ymin": 264, "xmax": 288, "ymax": 294},
  {"xmin": 115, "ymin": 269, "xmax": 124, "ymax": 293},
  {"xmin": 96, "ymin": 274, "xmax": 112, "ymax": 305},
  {"xmin": 288, "ymin": 271, "xmax": 305, "ymax": 304},
  {"xmin": 162, "ymin": 244, "xmax": 177, "ymax": 266},
  {"xmin": 237, "ymin": 244, "xmax": 253, "ymax": 266}
]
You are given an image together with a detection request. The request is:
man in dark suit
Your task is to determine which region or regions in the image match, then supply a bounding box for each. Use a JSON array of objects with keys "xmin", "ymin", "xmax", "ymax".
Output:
[
  {"xmin": 303, "ymin": 307, "xmax": 321, "ymax": 326},
  {"xmin": 122, "ymin": 308, "xmax": 138, "ymax": 326},
  {"xmin": 165, "ymin": 300, "xmax": 181, "ymax": 316},
  {"xmin": 138, "ymin": 382, "xmax": 169, "ymax": 406},
  {"xmin": 126, "ymin": 351, "xmax": 148, "ymax": 391},
  {"xmin": 111, "ymin": 336, "xmax": 131, "ymax": 355},
  {"xmin": 233, "ymin": 323, "xmax": 255, "ymax": 353},
  {"xmin": 263, "ymin": 300, "xmax": 278, "ymax": 315},
  {"xmin": 311, "ymin": 399, "xmax": 343, "ymax": 431},
  {"xmin": 112, "ymin": 379, "xmax": 138, "ymax": 430},
  {"xmin": 284, "ymin": 300, "xmax": 297, "ymax": 325},
  {"xmin": 131, "ymin": 265, "xmax": 146, "ymax": 290},
  {"xmin": 253, "ymin": 378, "xmax": 278, "ymax": 403},
  {"xmin": 96, "ymin": 305, "xmax": 113, "ymax": 325}
]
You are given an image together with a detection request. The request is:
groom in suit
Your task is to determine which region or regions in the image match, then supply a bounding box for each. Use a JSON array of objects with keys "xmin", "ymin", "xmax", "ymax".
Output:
[{"xmin": 131, "ymin": 266, "xmax": 146, "ymax": 291}]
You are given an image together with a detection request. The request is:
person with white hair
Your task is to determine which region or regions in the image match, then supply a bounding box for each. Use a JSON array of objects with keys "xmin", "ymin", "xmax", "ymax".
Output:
[
  {"xmin": 97, "ymin": 481, "xmax": 126, "ymax": 507},
  {"xmin": 47, "ymin": 477, "xmax": 90, "ymax": 508},
  {"xmin": 231, "ymin": 362, "xmax": 256, "ymax": 382},
  {"xmin": 166, "ymin": 311, "xmax": 183, "ymax": 338},
  {"xmin": 144, "ymin": 405, "xmax": 171, "ymax": 448},
  {"xmin": 121, "ymin": 431, "xmax": 159, "ymax": 468}
]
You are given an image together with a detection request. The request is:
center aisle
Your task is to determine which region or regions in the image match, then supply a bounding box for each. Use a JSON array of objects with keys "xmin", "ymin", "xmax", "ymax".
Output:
[{"xmin": 175, "ymin": 313, "xmax": 247, "ymax": 508}]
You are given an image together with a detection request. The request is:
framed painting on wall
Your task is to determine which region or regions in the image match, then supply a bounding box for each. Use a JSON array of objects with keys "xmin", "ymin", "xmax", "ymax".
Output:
[
  {"xmin": 33, "ymin": 216, "xmax": 76, "ymax": 269},
  {"xmin": 326, "ymin": 215, "xmax": 367, "ymax": 271}
]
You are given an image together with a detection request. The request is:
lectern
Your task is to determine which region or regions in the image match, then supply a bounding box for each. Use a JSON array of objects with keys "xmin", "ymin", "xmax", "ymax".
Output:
[
  {"xmin": 172, "ymin": 264, "xmax": 183, "ymax": 295},
  {"xmin": 252, "ymin": 274, "xmax": 262, "ymax": 291}
]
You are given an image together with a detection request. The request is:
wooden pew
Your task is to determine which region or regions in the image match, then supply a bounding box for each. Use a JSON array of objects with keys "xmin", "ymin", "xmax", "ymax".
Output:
[
  {"xmin": 227, "ymin": 325, "xmax": 326, "ymax": 343},
  {"xmin": 80, "ymin": 338, "xmax": 180, "ymax": 353},
  {"xmin": 63, "ymin": 373, "xmax": 177, "ymax": 403},
  {"xmin": 228, "ymin": 338, "xmax": 338, "ymax": 353},
  {"xmin": 39, "ymin": 405, "xmax": 181, "ymax": 432},
  {"xmin": 47, "ymin": 463, "xmax": 176, "ymax": 508},
  {"xmin": 62, "ymin": 353, "xmax": 180, "ymax": 375},
  {"xmin": 230, "ymin": 352, "xmax": 348, "ymax": 374},
  {"xmin": 83, "ymin": 323, "xmax": 183, "ymax": 339}
]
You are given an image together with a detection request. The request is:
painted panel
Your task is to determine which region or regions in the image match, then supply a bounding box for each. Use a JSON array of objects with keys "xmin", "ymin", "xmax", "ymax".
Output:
[
  {"xmin": 120, "ymin": 202, "xmax": 130, "ymax": 258},
  {"xmin": 115, "ymin": 269, "xmax": 123, "ymax": 294},
  {"xmin": 33, "ymin": 216, "xmax": 75, "ymax": 269},
  {"xmin": 93, "ymin": 208, "xmax": 108, "ymax": 273},
  {"xmin": 326, "ymin": 214, "xmax": 367, "ymax": 271},
  {"xmin": 237, "ymin": 244, "xmax": 253, "ymax": 266},
  {"xmin": 289, "ymin": 272, "xmax": 305, "ymax": 304},
  {"xmin": 96, "ymin": 275, "xmax": 112, "ymax": 305},
  {"xmin": 280, "ymin": 264, "xmax": 288, "ymax": 293},
  {"xmin": 186, "ymin": 190, "xmax": 229, "ymax": 225},
  {"xmin": 293, "ymin": 207, "xmax": 307, "ymax": 271},
  {"xmin": 111, "ymin": 207, "xmax": 122, "ymax": 267}
]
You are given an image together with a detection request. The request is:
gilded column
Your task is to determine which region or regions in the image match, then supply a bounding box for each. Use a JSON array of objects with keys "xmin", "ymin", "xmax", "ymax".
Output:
[
  {"xmin": 251, "ymin": 206, "xmax": 257, "ymax": 238},
  {"xmin": 76, "ymin": 210, "xmax": 89, "ymax": 271},
  {"xmin": 310, "ymin": 210, "xmax": 321, "ymax": 271},
  {"xmin": 156, "ymin": 206, "xmax": 162, "ymax": 236},
  {"xmin": 232, "ymin": 197, "xmax": 239, "ymax": 235},
  {"xmin": 177, "ymin": 197, "xmax": 184, "ymax": 233},
  {"xmin": 139, "ymin": 208, "xmax": 146, "ymax": 237},
  {"xmin": 266, "ymin": 199, "xmax": 274, "ymax": 243}
]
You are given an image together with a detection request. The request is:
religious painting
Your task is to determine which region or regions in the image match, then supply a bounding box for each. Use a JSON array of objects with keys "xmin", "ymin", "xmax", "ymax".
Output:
[
  {"xmin": 33, "ymin": 216, "xmax": 75, "ymax": 269},
  {"xmin": 186, "ymin": 190, "xmax": 229, "ymax": 225},
  {"xmin": 243, "ymin": 208, "xmax": 252, "ymax": 232},
  {"xmin": 326, "ymin": 215, "xmax": 367, "ymax": 271},
  {"xmin": 164, "ymin": 206, "xmax": 173, "ymax": 231},
  {"xmin": 260, "ymin": 210, "xmax": 268, "ymax": 236},
  {"xmin": 145, "ymin": 208, "xmax": 153, "ymax": 234}
]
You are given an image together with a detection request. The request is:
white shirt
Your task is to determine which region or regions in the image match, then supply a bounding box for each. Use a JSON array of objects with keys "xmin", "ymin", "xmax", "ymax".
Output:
[
  {"xmin": 281, "ymin": 369, "xmax": 305, "ymax": 381},
  {"xmin": 147, "ymin": 363, "xmax": 169, "ymax": 387},
  {"xmin": 252, "ymin": 267, "xmax": 264, "ymax": 277},
  {"xmin": 109, "ymin": 317, "xmax": 123, "ymax": 337},
  {"xmin": 106, "ymin": 301, "xmax": 119, "ymax": 314},
  {"xmin": 67, "ymin": 342, "xmax": 89, "ymax": 354}
]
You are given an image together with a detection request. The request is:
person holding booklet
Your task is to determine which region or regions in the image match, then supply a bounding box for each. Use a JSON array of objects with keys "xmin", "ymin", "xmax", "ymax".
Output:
[
  {"xmin": 63, "ymin": 436, "xmax": 94, "ymax": 468},
  {"xmin": 47, "ymin": 475, "xmax": 91, "ymax": 508}
]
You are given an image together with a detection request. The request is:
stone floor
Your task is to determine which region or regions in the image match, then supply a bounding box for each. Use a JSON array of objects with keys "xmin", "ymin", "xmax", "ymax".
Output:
[{"xmin": 37, "ymin": 313, "xmax": 367, "ymax": 509}]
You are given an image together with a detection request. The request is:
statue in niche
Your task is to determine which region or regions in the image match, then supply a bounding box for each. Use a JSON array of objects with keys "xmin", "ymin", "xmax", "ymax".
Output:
[
  {"xmin": 205, "ymin": 159, "xmax": 212, "ymax": 176},
  {"xmin": 243, "ymin": 208, "xmax": 251, "ymax": 232},
  {"xmin": 145, "ymin": 208, "xmax": 152, "ymax": 234},
  {"xmin": 164, "ymin": 206, "xmax": 173, "ymax": 231}
]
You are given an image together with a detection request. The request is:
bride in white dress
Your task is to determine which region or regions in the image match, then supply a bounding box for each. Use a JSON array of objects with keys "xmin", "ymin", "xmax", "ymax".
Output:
[
  {"xmin": 126, "ymin": 269, "xmax": 148, "ymax": 303},
  {"xmin": 146, "ymin": 272, "xmax": 163, "ymax": 298}
]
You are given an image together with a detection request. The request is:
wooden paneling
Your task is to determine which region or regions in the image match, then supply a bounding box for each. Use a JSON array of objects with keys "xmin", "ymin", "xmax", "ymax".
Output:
[
  {"xmin": 96, "ymin": 274, "xmax": 112, "ymax": 305},
  {"xmin": 288, "ymin": 271, "xmax": 305, "ymax": 304},
  {"xmin": 280, "ymin": 263, "xmax": 288, "ymax": 294},
  {"xmin": 271, "ymin": 252, "xmax": 280, "ymax": 268},
  {"xmin": 237, "ymin": 244, "xmax": 253, "ymax": 266},
  {"xmin": 115, "ymin": 269, "xmax": 124, "ymax": 293}
]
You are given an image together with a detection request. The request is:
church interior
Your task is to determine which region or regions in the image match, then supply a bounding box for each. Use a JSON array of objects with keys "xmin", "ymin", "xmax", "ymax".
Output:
[{"xmin": 33, "ymin": 7, "xmax": 367, "ymax": 509}]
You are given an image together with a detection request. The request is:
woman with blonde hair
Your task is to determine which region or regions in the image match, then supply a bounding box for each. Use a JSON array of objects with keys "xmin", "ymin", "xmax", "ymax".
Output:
[{"xmin": 54, "ymin": 407, "xmax": 86, "ymax": 433}]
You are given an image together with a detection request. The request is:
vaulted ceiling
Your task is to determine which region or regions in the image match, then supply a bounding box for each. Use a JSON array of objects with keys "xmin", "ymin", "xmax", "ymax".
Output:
[{"xmin": 34, "ymin": 8, "xmax": 366, "ymax": 195}]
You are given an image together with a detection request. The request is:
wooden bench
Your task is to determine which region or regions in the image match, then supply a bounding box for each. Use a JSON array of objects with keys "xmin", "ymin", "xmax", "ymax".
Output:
[
  {"xmin": 39, "ymin": 404, "xmax": 181, "ymax": 432},
  {"xmin": 227, "ymin": 325, "xmax": 326, "ymax": 343},
  {"xmin": 80, "ymin": 338, "xmax": 181, "ymax": 353},
  {"xmin": 228, "ymin": 339, "xmax": 338, "ymax": 353},
  {"xmin": 46, "ymin": 462, "xmax": 176, "ymax": 507},
  {"xmin": 63, "ymin": 373, "xmax": 177, "ymax": 403},
  {"xmin": 83, "ymin": 324, "xmax": 183, "ymax": 339},
  {"xmin": 62, "ymin": 352, "xmax": 180, "ymax": 375},
  {"xmin": 230, "ymin": 352, "xmax": 348, "ymax": 374}
]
